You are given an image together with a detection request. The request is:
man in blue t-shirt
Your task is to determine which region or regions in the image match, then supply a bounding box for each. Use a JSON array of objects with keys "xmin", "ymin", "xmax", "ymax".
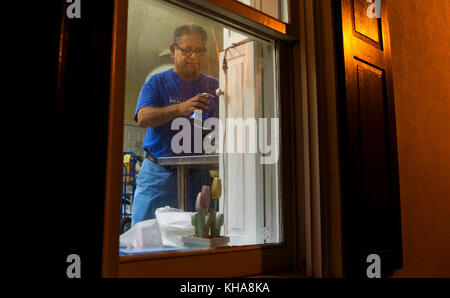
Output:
[{"xmin": 132, "ymin": 24, "xmax": 219, "ymax": 226}]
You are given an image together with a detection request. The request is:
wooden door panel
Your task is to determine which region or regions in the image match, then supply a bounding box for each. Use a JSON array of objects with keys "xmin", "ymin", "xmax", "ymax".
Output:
[
  {"xmin": 356, "ymin": 61, "xmax": 391, "ymax": 249},
  {"xmin": 351, "ymin": 0, "xmax": 383, "ymax": 47},
  {"xmin": 338, "ymin": 0, "xmax": 403, "ymax": 276}
]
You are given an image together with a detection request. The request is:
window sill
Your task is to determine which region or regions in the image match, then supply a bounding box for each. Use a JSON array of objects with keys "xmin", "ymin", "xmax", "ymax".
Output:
[
  {"xmin": 117, "ymin": 243, "xmax": 292, "ymax": 278},
  {"xmin": 119, "ymin": 243, "xmax": 285, "ymax": 263}
]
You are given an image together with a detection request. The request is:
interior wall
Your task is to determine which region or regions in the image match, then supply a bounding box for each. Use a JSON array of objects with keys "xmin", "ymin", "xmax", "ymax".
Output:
[
  {"xmin": 125, "ymin": 0, "xmax": 223, "ymax": 125},
  {"xmin": 386, "ymin": 0, "xmax": 450, "ymax": 277},
  {"xmin": 123, "ymin": 0, "xmax": 223, "ymax": 155}
]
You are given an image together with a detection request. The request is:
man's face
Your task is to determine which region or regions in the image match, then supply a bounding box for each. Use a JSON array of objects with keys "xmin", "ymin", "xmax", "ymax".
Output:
[{"xmin": 170, "ymin": 33, "xmax": 206, "ymax": 79}]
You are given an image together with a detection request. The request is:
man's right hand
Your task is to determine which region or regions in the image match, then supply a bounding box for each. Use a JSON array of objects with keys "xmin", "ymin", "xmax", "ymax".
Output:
[
  {"xmin": 177, "ymin": 93, "xmax": 212, "ymax": 116},
  {"xmin": 137, "ymin": 93, "xmax": 214, "ymax": 128}
]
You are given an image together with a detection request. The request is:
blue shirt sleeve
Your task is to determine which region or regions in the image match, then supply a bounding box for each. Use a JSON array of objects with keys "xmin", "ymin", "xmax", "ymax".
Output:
[{"xmin": 134, "ymin": 77, "xmax": 162, "ymax": 122}]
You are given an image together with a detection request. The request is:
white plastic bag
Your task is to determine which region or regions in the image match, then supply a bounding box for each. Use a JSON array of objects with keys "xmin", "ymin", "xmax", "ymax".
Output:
[
  {"xmin": 155, "ymin": 206, "xmax": 195, "ymax": 247},
  {"xmin": 119, "ymin": 219, "xmax": 163, "ymax": 249}
]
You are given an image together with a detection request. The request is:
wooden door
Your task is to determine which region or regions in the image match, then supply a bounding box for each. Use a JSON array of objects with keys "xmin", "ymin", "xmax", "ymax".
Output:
[
  {"xmin": 337, "ymin": 0, "xmax": 403, "ymax": 276},
  {"xmin": 218, "ymin": 41, "xmax": 265, "ymax": 245}
]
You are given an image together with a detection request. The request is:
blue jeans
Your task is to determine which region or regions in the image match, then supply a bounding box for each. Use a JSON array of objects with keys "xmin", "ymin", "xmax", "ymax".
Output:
[{"xmin": 131, "ymin": 158, "xmax": 211, "ymax": 227}]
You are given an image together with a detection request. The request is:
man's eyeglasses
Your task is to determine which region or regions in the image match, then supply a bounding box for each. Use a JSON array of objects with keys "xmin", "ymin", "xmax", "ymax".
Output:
[{"xmin": 175, "ymin": 44, "xmax": 207, "ymax": 57}]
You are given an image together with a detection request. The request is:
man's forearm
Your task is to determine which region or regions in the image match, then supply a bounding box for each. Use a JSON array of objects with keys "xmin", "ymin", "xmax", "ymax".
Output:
[{"xmin": 137, "ymin": 105, "xmax": 181, "ymax": 127}]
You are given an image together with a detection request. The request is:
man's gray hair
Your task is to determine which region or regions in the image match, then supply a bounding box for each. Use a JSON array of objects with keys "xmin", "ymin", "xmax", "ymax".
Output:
[{"xmin": 173, "ymin": 24, "xmax": 208, "ymax": 45}]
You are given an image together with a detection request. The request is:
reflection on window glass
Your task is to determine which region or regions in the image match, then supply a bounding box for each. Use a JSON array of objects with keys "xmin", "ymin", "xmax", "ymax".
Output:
[
  {"xmin": 120, "ymin": 0, "xmax": 280, "ymax": 255},
  {"xmin": 236, "ymin": 0, "xmax": 290, "ymax": 23}
]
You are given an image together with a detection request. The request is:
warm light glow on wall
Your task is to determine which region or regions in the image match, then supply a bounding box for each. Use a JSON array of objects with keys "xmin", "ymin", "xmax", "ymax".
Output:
[{"xmin": 207, "ymin": 0, "xmax": 287, "ymax": 34}]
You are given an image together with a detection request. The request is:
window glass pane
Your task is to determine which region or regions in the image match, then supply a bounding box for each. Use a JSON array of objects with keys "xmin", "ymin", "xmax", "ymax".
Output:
[
  {"xmin": 235, "ymin": 0, "xmax": 290, "ymax": 23},
  {"xmin": 120, "ymin": 0, "xmax": 280, "ymax": 255}
]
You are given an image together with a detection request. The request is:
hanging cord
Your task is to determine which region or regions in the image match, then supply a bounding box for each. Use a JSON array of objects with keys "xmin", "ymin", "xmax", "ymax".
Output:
[{"xmin": 222, "ymin": 39, "xmax": 250, "ymax": 73}]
